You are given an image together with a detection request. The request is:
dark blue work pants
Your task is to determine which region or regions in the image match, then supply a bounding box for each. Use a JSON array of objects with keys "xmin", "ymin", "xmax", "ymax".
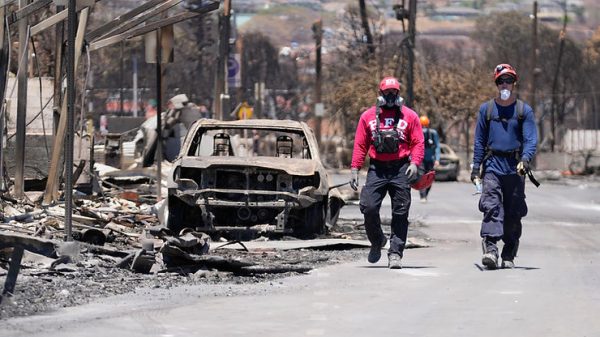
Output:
[
  {"xmin": 479, "ymin": 172, "xmax": 528, "ymax": 259},
  {"xmin": 419, "ymin": 160, "xmax": 435, "ymax": 199},
  {"xmin": 360, "ymin": 160, "xmax": 412, "ymax": 257}
]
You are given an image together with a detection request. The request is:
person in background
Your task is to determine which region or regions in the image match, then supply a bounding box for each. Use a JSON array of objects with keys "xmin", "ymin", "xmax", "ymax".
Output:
[
  {"xmin": 350, "ymin": 76, "xmax": 424, "ymax": 269},
  {"xmin": 471, "ymin": 63, "xmax": 538, "ymax": 270},
  {"xmin": 418, "ymin": 115, "xmax": 440, "ymax": 203}
]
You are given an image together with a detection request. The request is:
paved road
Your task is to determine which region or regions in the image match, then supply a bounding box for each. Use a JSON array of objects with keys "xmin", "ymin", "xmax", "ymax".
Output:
[{"xmin": 3, "ymin": 180, "xmax": 600, "ymax": 337}]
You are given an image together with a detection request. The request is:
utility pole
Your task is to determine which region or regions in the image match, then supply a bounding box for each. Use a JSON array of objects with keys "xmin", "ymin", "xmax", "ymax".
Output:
[
  {"xmin": 312, "ymin": 19, "xmax": 323, "ymax": 145},
  {"xmin": 213, "ymin": 0, "xmax": 231, "ymax": 120},
  {"xmin": 15, "ymin": 0, "xmax": 29, "ymax": 199},
  {"xmin": 406, "ymin": 0, "xmax": 417, "ymax": 108},
  {"xmin": 550, "ymin": 1, "xmax": 568, "ymax": 152},
  {"xmin": 393, "ymin": 0, "xmax": 417, "ymax": 108},
  {"xmin": 358, "ymin": 0, "xmax": 374, "ymax": 57},
  {"xmin": 532, "ymin": 1, "xmax": 540, "ymax": 142}
]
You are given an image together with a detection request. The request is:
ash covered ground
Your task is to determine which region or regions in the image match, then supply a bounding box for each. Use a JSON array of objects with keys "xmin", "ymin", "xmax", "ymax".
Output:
[{"xmin": 0, "ymin": 220, "xmax": 431, "ymax": 320}]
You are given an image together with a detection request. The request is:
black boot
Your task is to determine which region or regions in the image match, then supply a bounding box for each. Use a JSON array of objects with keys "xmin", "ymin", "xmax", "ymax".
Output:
[{"xmin": 501, "ymin": 240, "xmax": 519, "ymax": 269}]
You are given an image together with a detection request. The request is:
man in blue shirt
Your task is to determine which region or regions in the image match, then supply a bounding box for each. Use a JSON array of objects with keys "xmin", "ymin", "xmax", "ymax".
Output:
[
  {"xmin": 419, "ymin": 116, "xmax": 440, "ymax": 203},
  {"xmin": 470, "ymin": 64, "xmax": 538, "ymax": 270}
]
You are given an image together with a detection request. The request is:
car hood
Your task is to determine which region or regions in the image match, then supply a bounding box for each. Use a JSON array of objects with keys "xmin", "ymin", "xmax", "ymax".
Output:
[{"xmin": 178, "ymin": 156, "xmax": 321, "ymax": 176}]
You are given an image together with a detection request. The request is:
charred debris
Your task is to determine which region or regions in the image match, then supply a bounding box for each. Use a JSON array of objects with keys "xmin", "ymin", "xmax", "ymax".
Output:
[{"xmin": 0, "ymin": 0, "xmax": 350, "ymax": 305}]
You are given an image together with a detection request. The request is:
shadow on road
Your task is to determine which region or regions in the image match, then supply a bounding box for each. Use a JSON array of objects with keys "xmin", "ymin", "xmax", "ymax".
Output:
[
  {"xmin": 474, "ymin": 263, "xmax": 540, "ymax": 271},
  {"xmin": 359, "ymin": 265, "xmax": 435, "ymax": 269}
]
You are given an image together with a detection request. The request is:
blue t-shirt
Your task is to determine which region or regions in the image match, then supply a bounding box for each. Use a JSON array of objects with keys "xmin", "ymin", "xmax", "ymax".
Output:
[{"xmin": 472, "ymin": 100, "xmax": 537, "ymax": 175}]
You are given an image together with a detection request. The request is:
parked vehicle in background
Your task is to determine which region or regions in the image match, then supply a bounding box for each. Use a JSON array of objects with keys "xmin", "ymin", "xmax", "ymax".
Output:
[
  {"xmin": 435, "ymin": 143, "xmax": 460, "ymax": 181},
  {"xmin": 166, "ymin": 119, "xmax": 345, "ymax": 238}
]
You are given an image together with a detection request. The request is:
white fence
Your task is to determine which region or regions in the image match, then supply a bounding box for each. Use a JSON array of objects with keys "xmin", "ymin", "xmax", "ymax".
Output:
[{"xmin": 562, "ymin": 130, "xmax": 600, "ymax": 154}]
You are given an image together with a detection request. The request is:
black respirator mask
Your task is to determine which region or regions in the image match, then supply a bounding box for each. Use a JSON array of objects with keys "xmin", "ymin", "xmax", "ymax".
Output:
[{"xmin": 377, "ymin": 93, "xmax": 404, "ymax": 108}]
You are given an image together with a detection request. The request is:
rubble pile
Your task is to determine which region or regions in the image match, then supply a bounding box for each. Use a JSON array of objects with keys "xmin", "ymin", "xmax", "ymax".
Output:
[
  {"xmin": 0, "ymin": 193, "xmax": 332, "ymax": 274},
  {"xmin": 0, "ymin": 177, "xmax": 429, "ymax": 320},
  {"xmin": 0, "ymin": 194, "xmax": 370, "ymax": 319}
]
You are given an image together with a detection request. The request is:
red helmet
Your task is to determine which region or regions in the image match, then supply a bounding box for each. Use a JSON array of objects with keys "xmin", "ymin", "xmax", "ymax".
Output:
[
  {"xmin": 493, "ymin": 64, "xmax": 518, "ymax": 82},
  {"xmin": 420, "ymin": 116, "xmax": 430, "ymax": 127},
  {"xmin": 379, "ymin": 76, "xmax": 400, "ymax": 92},
  {"xmin": 411, "ymin": 171, "xmax": 436, "ymax": 190}
]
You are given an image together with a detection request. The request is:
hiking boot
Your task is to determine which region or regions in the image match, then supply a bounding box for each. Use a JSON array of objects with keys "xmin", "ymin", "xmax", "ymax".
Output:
[
  {"xmin": 501, "ymin": 260, "xmax": 515, "ymax": 269},
  {"xmin": 388, "ymin": 254, "xmax": 402, "ymax": 269},
  {"xmin": 481, "ymin": 238, "xmax": 499, "ymax": 270},
  {"xmin": 368, "ymin": 236, "xmax": 388, "ymax": 263},
  {"xmin": 482, "ymin": 252, "xmax": 498, "ymax": 270}
]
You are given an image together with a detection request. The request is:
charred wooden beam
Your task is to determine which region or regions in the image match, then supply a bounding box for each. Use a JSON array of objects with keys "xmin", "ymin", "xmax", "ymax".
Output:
[
  {"xmin": 0, "ymin": 231, "xmax": 57, "ymax": 257},
  {"xmin": 89, "ymin": 0, "xmax": 219, "ymax": 50},
  {"xmin": 43, "ymin": 8, "xmax": 89, "ymax": 205},
  {"xmin": 80, "ymin": 243, "xmax": 131, "ymax": 258},
  {"xmin": 14, "ymin": 0, "xmax": 29, "ymax": 198},
  {"xmin": 0, "ymin": 0, "xmax": 17, "ymax": 9},
  {"xmin": 1, "ymin": 246, "xmax": 24, "ymax": 301},
  {"xmin": 28, "ymin": 0, "xmax": 98, "ymax": 35},
  {"xmin": 89, "ymin": 2, "xmax": 218, "ymax": 52},
  {"xmin": 7, "ymin": 0, "xmax": 52, "ymax": 26},
  {"xmin": 90, "ymin": 0, "xmax": 181, "ymax": 42},
  {"xmin": 85, "ymin": 0, "xmax": 165, "ymax": 41},
  {"xmin": 239, "ymin": 265, "xmax": 312, "ymax": 275},
  {"xmin": 30, "ymin": 9, "xmax": 68, "ymax": 35}
]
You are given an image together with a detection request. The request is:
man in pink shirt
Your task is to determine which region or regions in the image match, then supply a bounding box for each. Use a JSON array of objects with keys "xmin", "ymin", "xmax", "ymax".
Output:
[{"xmin": 350, "ymin": 76, "xmax": 424, "ymax": 269}]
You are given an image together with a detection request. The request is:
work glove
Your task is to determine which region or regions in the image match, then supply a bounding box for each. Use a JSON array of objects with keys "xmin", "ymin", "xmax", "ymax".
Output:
[
  {"xmin": 350, "ymin": 168, "xmax": 359, "ymax": 191},
  {"xmin": 470, "ymin": 166, "xmax": 480, "ymax": 183},
  {"xmin": 405, "ymin": 163, "xmax": 418, "ymax": 180},
  {"xmin": 517, "ymin": 160, "xmax": 529, "ymax": 176}
]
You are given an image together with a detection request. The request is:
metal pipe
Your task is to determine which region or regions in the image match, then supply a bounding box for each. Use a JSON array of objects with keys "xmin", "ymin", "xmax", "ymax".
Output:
[
  {"xmin": 133, "ymin": 55, "xmax": 138, "ymax": 117},
  {"xmin": 64, "ymin": 0, "xmax": 76, "ymax": 241},
  {"xmin": 156, "ymin": 28, "xmax": 162, "ymax": 200},
  {"xmin": 0, "ymin": 6, "xmax": 7, "ymax": 192}
]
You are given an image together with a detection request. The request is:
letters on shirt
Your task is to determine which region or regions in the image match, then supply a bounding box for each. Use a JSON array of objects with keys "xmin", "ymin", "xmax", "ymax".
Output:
[{"xmin": 368, "ymin": 117, "xmax": 408, "ymax": 142}]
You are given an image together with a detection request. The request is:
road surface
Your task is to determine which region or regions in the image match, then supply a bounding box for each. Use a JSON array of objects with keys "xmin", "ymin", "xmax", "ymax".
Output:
[{"xmin": 2, "ymin": 179, "xmax": 600, "ymax": 337}]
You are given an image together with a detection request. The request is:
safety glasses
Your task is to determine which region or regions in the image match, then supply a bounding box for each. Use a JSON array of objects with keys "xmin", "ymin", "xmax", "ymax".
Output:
[{"xmin": 495, "ymin": 77, "xmax": 515, "ymax": 85}]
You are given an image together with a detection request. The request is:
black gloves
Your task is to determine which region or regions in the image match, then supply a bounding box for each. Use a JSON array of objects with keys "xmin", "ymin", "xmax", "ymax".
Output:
[
  {"xmin": 517, "ymin": 160, "xmax": 530, "ymax": 176},
  {"xmin": 470, "ymin": 166, "xmax": 480, "ymax": 183}
]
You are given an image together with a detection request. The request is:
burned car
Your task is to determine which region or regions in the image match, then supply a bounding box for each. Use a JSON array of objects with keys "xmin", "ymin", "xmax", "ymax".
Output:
[
  {"xmin": 435, "ymin": 143, "xmax": 461, "ymax": 181},
  {"xmin": 166, "ymin": 119, "xmax": 344, "ymax": 238}
]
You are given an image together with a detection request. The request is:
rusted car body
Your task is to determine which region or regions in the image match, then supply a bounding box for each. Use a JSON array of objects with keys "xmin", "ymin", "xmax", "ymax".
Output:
[{"xmin": 166, "ymin": 119, "xmax": 344, "ymax": 237}]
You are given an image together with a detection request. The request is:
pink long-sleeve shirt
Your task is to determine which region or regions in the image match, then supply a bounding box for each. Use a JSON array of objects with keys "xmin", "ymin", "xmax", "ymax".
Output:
[{"xmin": 351, "ymin": 105, "xmax": 424, "ymax": 169}]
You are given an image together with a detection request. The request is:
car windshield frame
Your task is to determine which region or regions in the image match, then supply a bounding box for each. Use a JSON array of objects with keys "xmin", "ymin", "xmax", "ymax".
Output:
[{"xmin": 186, "ymin": 126, "xmax": 314, "ymax": 160}]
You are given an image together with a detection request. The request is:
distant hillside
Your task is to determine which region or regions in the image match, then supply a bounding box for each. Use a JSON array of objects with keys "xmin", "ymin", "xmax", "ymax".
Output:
[{"xmin": 238, "ymin": 5, "xmax": 325, "ymax": 47}]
